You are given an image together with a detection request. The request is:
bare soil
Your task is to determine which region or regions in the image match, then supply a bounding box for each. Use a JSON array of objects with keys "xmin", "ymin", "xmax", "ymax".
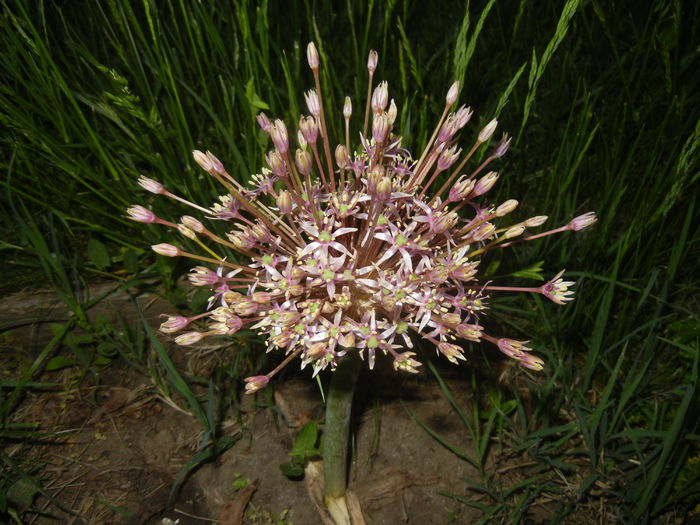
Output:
[{"xmin": 1, "ymin": 285, "xmax": 629, "ymax": 524}]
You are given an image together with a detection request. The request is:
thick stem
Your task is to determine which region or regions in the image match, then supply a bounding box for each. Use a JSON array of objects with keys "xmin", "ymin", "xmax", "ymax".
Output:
[{"xmin": 323, "ymin": 353, "xmax": 362, "ymax": 499}]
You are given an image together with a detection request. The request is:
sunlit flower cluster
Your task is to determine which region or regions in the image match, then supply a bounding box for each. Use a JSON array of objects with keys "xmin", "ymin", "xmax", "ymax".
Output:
[{"xmin": 128, "ymin": 43, "xmax": 596, "ymax": 393}]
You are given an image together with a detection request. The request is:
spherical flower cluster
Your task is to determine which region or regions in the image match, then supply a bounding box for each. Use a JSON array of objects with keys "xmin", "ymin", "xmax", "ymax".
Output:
[{"xmin": 129, "ymin": 43, "xmax": 596, "ymax": 393}]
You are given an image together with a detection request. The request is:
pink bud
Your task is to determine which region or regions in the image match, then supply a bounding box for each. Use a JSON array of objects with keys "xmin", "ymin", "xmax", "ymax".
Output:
[
  {"xmin": 367, "ymin": 50, "xmax": 378, "ymax": 73},
  {"xmin": 372, "ymin": 113, "xmax": 390, "ymax": 143},
  {"xmin": 244, "ymin": 375, "xmax": 269, "ymax": 394},
  {"xmin": 192, "ymin": 150, "xmax": 213, "ymax": 171},
  {"xmin": 256, "ymin": 112, "xmax": 271, "ymax": 132},
  {"xmin": 181, "ymin": 215, "xmax": 204, "ymax": 233},
  {"xmin": 304, "ymin": 90, "xmax": 320, "ymax": 117},
  {"xmin": 174, "ymin": 331, "xmax": 204, "ymax": 346},
  {"xmin": 437, "ymin": 342, "xmax": 466, "ymax": 364},
  {"xmin": 371, "ymin": 81, "xmax": 389, "ymax": 114},
  {"xmin": 137, "ymin": 176, "xmax": 164, "ymax": 194},
  {"xmin": 335, "ymin": 145, "xmax": 349, "ymax": 169},
  {"xmin": 265, "ymin": 150, "xmax": 287, "ymax": 177},
  {"xmin": 299, "ymin": 115, "xmax": 318, "ymax": 144},
  {"xmin": 307, "ymin": 42, "xmax": 319, "ymax": 70},
  {"xmin": 159, "ymin": 315, "xmax": 190, "ymax": 333},
  {"xmin": 448, "ymin": 176, "xmax": 475, "ymax": 202},
  {"xmin": 437, "ymin": 145, "xmax": 461, "ymax": 171},
  {"xmin": 456, "ymin": 323, "xmax": 483, "ymax": 342},
  {"xmin": 473, "ymin": 171, "xmax": 499, "ymax": 196},
  {"xmin": 270, "ymin": 120, "xmax": 289, "ymax": 153},
  {"xmin": 277, "ymin": 190, "xmax": 293, "ymax": 215},
  {"xmin": 295, "ymin": 149, "xmax": 313, "ymax": 176},
  {"xmin": 478, "ymin": 119, "xmax": 498, "ymax": 143},
  {"xmin": 568, "ymin": 212, "xmax": 597, "ymax": 231},
  {"xmin": 126, "ymin": 205, "xmax": 157, "ymax": 223},
  {"xmin": 151, "ymin": 243, "xmax": 180, "ymax": 257},
  {"xmin": 492, "ymin": 134, "xmax": 511, "ymax": 158},
  {"xmin": 206, "ymin": 151, "xmax": 225, "ymax": 173}
]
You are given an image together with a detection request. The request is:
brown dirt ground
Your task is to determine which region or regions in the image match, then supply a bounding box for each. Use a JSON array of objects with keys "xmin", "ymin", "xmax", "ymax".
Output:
[{"xmin": 4, "ymin": 285, "xmax": 684, "ymax": 525}]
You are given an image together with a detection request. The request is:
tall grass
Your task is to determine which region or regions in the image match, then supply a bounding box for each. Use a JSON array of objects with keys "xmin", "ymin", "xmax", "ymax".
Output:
[{"xmin": 1, "ymin": 0, "xmax": 698, "ymax": 522}]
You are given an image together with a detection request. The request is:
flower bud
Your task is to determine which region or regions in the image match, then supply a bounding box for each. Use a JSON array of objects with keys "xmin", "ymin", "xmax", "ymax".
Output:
[
  {"xmin": 252, "ymin": 291, "xmax": 273, "ymax": 304},
  {"xmin": 377, "ymin": 177, "xmax": 392, "ymax": 200},
  {"xmin": 496, "ymin": 338, "xmax": 531, "ymax": 359},
  {"xmin": 568, "ymin": 212, "xmax": 597, "ymax": 231},
  {"xmin": 524, "ymin": 215, "xmax": 548, "ymax": 227},
  {"xmin": 438, "ymin": 116, "xmax": 458, "ymax": 143},
  {"xmin": 367, "ymin": 50, "xmax": 378, "ymax": 73},
  {"xmin": 244, "ymin": 375, "xmax": 269, "ymax": 394},
  {"xmin": 206, "ymin": 151, "xmax": 225, "ymax": 173},
  {"xmin": 437, "ymin": 145, "xmax": 461, "ymax": 171},
  {"xmin": 304, "ymin": 90, "xmax": 320, "ymax": 117},
  {"xmin": 519, "ymin": 354, "xmax": 545, "ymax": 371},
  {"xmin": 159, "ymin": 315, "xmax": 190, "ymax": 333},
  {"xmin": 295, "ymin": 149, "xmax": 313, "ymax": 176},
  {"xmin": 127, "ymin": 205, "xmax": 157, "ymax": 223},
  {"xmin": 174, "ymin": 331, "xmax": 204, "ymax": 346},
  {"xmin": 181, "ymin": 215, "xmax": 204, "ymax": 233},
  {"xmin": 177, "ymin": 224, "xmax": 196, "ymax": 240},
  {"xmin": 192, "ymin": 150, "xmax": 213, "ymax": 171},
  {"xmin": 306, "ymin": 41, "xmax": 319, "ymax": 70},
  {"xmin": 448, "ymin": 176, "xmax": 475, "ymax": 202},
  {"xmin": 151, "ymin": 243, "xmax": 179, "ymax": 257},
  {"xmin": 454, "ymin": 105, "xmax": 473, "ymax": 129},
  {"xmin": 492, "ymin": 134, "xmax": 511, "ymax": 158},
  {"xmin": 387, "ymin": 99, "xmax": 397, "ymax": 124},
  {"xmin": 372, "ymin": 113, "xmax": 390, "ymax": 142},
  {"xmin": 446, "ymin": 81, "xmax": 459, "ymax": 106},
  {"xmin": 270, "ymin": 119, "xmax": 289, "ymax": 153},
  {"xmin": 343, "ymin": 96, "xmax": 352, "ymax": 119},
  {"xmin": 265, "ymin": 150, "xmax": 287, "ymax": 177},
  {"xmin": 137, "ymin": 176, "xmax": 164, "ymax": 194},
  {"xmin": 258, "ymin": 113, "xmax": 274, "ymax": 134},
  {"xmin": 503, "ymin": 225, "xmax": 526, "ymax": 239},
  {"xmin": 478, "ymin": 119, "xmax": 498, "ymax": 143},
  {"xmin": 495, "ymin": 200, "xmax": 519, "ymax": 217},
  {"xmin": 473, "ymin": 171, "xmax": 499, "ymax": 196},
  {"xmin": 371, "ymin": 81, "xmax": 389, "ymax": 114},
  {"xmin": 299, "ymin": 115, "xmax": 318, "ymax": 144},
  {"xmin": 277, "ymin": 190, "xmax": 293, "ymax": 215},
  {"xmin": 471, "ymin": 222, "xmax": 496, "ymax": 242},
  {"xmin": 335, "ymin": 145, "xmax": 349, "ymax": 169}
]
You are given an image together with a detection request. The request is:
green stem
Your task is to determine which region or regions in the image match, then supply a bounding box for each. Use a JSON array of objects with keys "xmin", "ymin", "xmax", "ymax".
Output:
[{"xmin": 323, "ymin": 353, "xmax": 362, "ymax": 499}]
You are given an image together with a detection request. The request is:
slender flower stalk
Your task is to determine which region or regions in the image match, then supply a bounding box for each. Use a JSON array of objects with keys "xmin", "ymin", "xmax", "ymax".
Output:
[{"xmin": 129, "ymin": 43, "xmax": 595, "ymax": 517}]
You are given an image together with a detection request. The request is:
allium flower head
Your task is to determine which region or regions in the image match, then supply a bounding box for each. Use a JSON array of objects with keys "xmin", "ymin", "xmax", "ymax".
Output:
[{"xmin": 130, "ymin": 43, "xmax": 596, "ymax": 391}]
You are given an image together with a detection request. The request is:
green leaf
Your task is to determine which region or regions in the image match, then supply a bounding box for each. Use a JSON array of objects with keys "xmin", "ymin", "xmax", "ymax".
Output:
[
  {"xmin": 279, "ymin": 461, "xmax": 304, "ymax": 479},
  {"xmin": 45, "ymin": 356, "xmax": 75, "ymax": 371},
  {"xmin": 292, "ymin": 421, "xmax": 319, "ymax": 459},
  {"xmin": 511, "ymin": 261, "xmax": 545, "ymax": 281},
  {"xmin": 245, "ymin": 78, "xmax": 270, "ymax": 110},
  {"xmin": 87, "ymin": 238, "xmax": 111, "ymax": 269}
]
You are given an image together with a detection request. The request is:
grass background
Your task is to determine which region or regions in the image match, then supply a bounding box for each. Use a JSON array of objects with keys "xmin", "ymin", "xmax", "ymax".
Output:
[{"xmin": 1, "ymin": 0, "xmax": 699, "ymax": 522}]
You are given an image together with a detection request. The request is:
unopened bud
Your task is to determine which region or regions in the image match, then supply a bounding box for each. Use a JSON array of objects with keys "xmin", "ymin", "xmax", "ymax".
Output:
[
  {"xmin": 174, "ymin": 331, "xmax": 204, "ymax": 346},
  {"xmin": 256, "ymin": 112, "xmax": 271, "ymax": 132},
  {"xmin": 478, "ymin": 119, "xmax": 498, "ymax": 142},
  {"xmin": 137, "ymin": 176, "xmax": 164, "ymax": 194},
  {"xmin": 473, "ymin": 171, "xmax": 499, "ymax": 196},
  {"xmin": 159, "ymin": 315, "xmax": 190, "ymax": 333},
  {"xmin": 438, "ymin": 342, "xmax": 466, "ymax": 364},
  {"xmin": 192, "ymin": 150, "xmax": 213, "ymax": 171},
  {"xmin": 181, "ymin": 215, "xmax": 204, "ymax": 233},
  {"xmin": 297, "ymin": 130, "xmax": 307, "ymax": 150},
  {"xmin": 206, "ymin": 151, "xmax": 225, "ymax": 173},
  {"xmin": 377, "ymin": 177, "xmax": 392, "ymax": 200},
  {"xmin": 496, "ymin": 199, "xmax": 519, "ymax": 217},
  {"xmin": 151, "ymin": 243, "xmax": 180, "ymax": 257},
  {"xmin": 568, "ymin": 212, "xmax": 597, "ymax": 231},
  {"xmin": 387, "ymin": 99, "xmax": 397, "ymax": 124},
  {"xmin": 295, "ymin": 149, "xmax": 313, "ymax": 175},
  {"xmin": 371, "ymin": 81, "xmax": 389, "ymax": 114},
  {"xmin": 306, "ymin": 42, "xmax": 319, "ymax": 70},
  {"xmin": 446, "ymin": 81, "xmax": 459, "ymax": 106},
  {"xmin": 367, "ymin": 50, "xmax": 378, "ymax": 73},
  {"xmin": 244, "ymin": 375, "xmax": 270, "ymax": 394},
  {"xmin": 471, "ymin": 222, "xmax": 496, "ymax": 242},
  {"xmin": 270, "ymin": 119, "xmax": 289, "ymax": 153},
  {"xmin": 437, "ymin": 145, "xmax": 461, "ymax": 171},
  {"xmin": 335, "ymin": 144, "xmax": 349, "ymax": 169},
  {"xmin": 524, "ymin": 215, "xmax": 548, "ymax": 227},
  {"xmin": 503, "ymin": 225, "xmax": 525, "ymax": 239},
  {"xmin": 304, "ymin": 90, "xmax": 320, "ymax": 117},
  {"xmin": 277, "ymin": 190, "xmax": 293, "ymax": 215},
  {"xmin": 492, "ymin": 134, "xmax": 511, "ymax": 158},
  {"xmin": 372, "ymin": 113, "xmax": 391, "ymax": 142},
  {"xmin": 343, "ymin": 96, "xmax": 352, "ymax": 119},
  {"xmin": 299, "ymin": 115, "xmax": 318, "ymax": 144},
  {"xmin": 448, "ymin": 176, "xmax": 475, "ymax": 202},
  {"xmin": 456, "ymin": 323, "xmax": 483, "ymax": 342},
  {"xmin": 455, "ymin": 105, "xmax": 473, "ymax": 129},
  {"xmin": 126, "ymin": 205, "xmax": 157, "ymax": 223},
  {"xmin": 177, "ymin": 224, "xmax": 196, "ymax": 240},
  {"xmin": 265, "ymin": 150, "xmax": 287, "ymax": 177}
]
